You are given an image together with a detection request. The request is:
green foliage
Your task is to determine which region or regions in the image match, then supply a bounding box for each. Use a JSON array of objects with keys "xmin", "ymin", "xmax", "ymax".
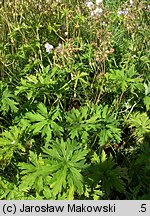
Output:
[
  {"xmin": 90, "ymin": 151, "xmax": 127, "ymax": 198},
  {"xmin": 0, "ymin": 177, "xmax": 25, "ymax": 200},
  {"xmin": 66, "ymin": 105, "xmax": 121, "ymax": 145},
  {"xmin": 25, "ymin": 103, "xmax": 63, "ymax": 143},
  {"xmin": 17, "ymin": 138, "xmax": 88, "ymax": 199},
  {"xmin": 143, "ymin": 82, "xmax": 150, "ymax": 111},
  {"xmin": 42, "ymin": 138, "xmax": 88, "ymax": 198},
  {"xmin": 0, "ymin": 0, "xmax": 149, "ymax": 200},
  {"xmin": 18, "ymin": 151, "xmax": 51, "ymax": 194},
  {"xmin": 128, "ymin": 112, "xmax": 150, "ymax": 141},
  {"xmin": 0, "ymin": 126, "xmax": 25, "ymax": 166},
  {"xmin": 0, "ymin": 87, "xmax": 18, "ymax": 114},
  {"xmin": 107, "ymin": 66, "xmax": 143, "ymax": 93}
]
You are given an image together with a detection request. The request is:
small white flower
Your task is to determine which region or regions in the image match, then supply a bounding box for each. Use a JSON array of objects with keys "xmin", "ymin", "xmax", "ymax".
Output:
[
  {"xmin": 94, "ymin": 7, "xmax": 103, "ymax": 15},
  {"xmin": 118, "ymin": 9, "xmax": 128, "ymax": 16},
  {"xmin": 96, "ymin": 0, "xmax": 103, "ymax": 5},
  {"xmin": 64, "ymin": 31, "xmax": 68, "ymax": 36},
  {"xmin": 118, "ymin": 10, "xmax": 122, "ymax": 16},
  {"xmin": 86, "ymin": 1, "xmax": 94, "ymax": 10},
  {"xmin": 12, "ymin": 140, "xmax": 16, "ymax": 144},
  {"xmin": 90, "ymin": 7, "xmax": 103, "ymax": 17},
  {"xmin": 45, "ymin": 42, "xmax": 54, "ymax": 53}
]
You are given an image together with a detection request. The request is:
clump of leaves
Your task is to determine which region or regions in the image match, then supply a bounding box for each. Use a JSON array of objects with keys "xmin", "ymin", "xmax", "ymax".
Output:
[
  {"xmin": 0, "ymin": 126, "xmax": 25, "ymax": 166},
  {"xmin": 18, "ymin": 138, "xmax": 88, "ymax": 199},
  {"xmin": 128, "ymin": 112, "xmax": 150, "ymax": 142},
  {"xmin": 24, "ymin": 103, "xmax": 63, "ymax": 143},
  {"xmin": 85, "ymin": 151, "xmax": 127, "ymax": 199},
  {"xmin": 66, "ymin": 104, "xmax": 121, "ymax": 146}
]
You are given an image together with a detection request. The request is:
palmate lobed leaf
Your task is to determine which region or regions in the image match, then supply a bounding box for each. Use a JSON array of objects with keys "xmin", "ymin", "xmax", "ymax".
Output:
[
  {"xmin": 18, "ymin": 139, "xmax": 88, "ymax": 197},
  {"xmin": 25, "ymin": 103, "xmax": 63, "ymax": 141},
  {"xmin": 89, "ymin": 154, "xmax": 127, "ymax": 196},
  {"xmin": 42, "ymin": 138, "xmax": 88, "ymax": 197},
  {"xmin": 108, "ymin": 67, "xmax": 143, "ymax": 92},
  {"xmin": 128, "ymin": 112, "xmax": 150, "ymax": 136},
  {"xmin": 18, "ymin": 151, "xmax": 55, "ymax": 193},
  {"xmin": 1, "ymin": 89, "xmax": 18, "ymax": 114},
  {"xmin": 66, "ymin": 104, "xmax": 121, "ymax": 145}
]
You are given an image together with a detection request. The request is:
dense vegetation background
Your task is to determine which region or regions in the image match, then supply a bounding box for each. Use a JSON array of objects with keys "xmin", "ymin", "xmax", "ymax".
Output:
[{"xmin": 0, "ymin": 0, "xmax": 150, "ymax": 200}]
